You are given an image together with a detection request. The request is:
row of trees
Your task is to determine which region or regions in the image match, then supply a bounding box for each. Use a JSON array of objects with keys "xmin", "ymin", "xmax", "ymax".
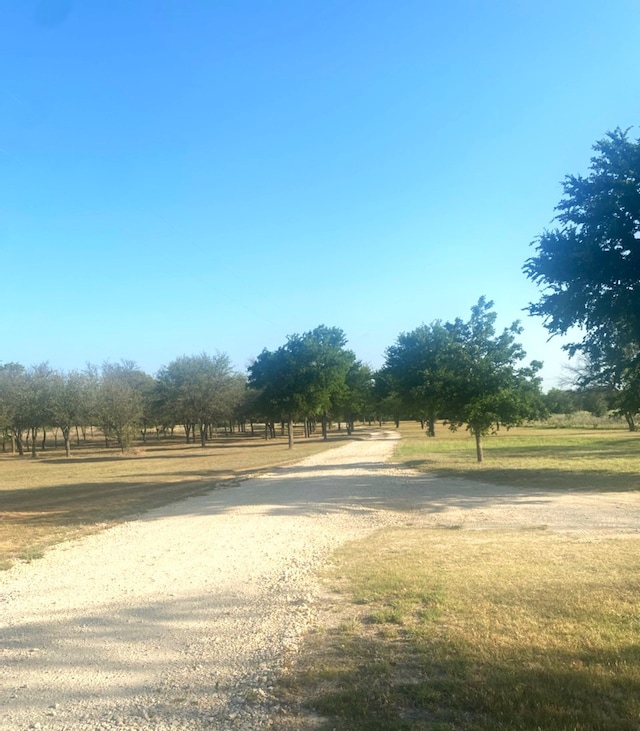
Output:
[
  {"xmin": 0, "ymin": 355, "xmax": 246, "ymax": 456},
  {"xmin": 1, "ymin": 304, "xmax": 548, "ymax": 463}
]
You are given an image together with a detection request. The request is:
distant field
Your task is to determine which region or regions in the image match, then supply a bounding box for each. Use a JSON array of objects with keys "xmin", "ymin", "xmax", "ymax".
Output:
[{"xmin": 0, "ymin": 428, "xmax": 351, "ymax": 570}]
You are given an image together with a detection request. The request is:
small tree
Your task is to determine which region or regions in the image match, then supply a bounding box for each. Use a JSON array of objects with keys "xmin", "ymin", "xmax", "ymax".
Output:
[
  {"xmin": 443, "ymin": 298, "xmax": 546, "ymax": 462},
  {"xmin": 96, "ymin": 361, "xmax": 145, "ymax": 452}
]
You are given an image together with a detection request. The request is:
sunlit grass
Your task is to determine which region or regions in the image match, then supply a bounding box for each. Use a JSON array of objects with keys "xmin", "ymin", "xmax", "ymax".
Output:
[
  {"xmin": 279, "ymin": 527, "xmax": 640, "ymax": 730},
  {"xmin": 394, "ymin": 421, "xmax": 640, "ymax": 491}
]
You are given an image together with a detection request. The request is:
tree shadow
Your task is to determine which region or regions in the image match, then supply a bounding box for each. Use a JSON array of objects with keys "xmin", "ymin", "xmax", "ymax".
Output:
[
  {"xmin": 288, "ymin": 629, "xmax": 640, "ymax": 730},
  {"xmin": 0, "ymin": 589, "xmax": 297, "ymax": 728}
]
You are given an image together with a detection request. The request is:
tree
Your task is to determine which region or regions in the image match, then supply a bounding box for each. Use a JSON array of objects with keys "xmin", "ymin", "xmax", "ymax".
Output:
[
  {"xmin": 48, "ymin": 370, "xmax": 88, "ymax": 457},
  {"xmin": 248, "ymin": 325, "xmax": 356, "ymax": 448},
  {"xmin": 524, "ymin": 128, "xmax": 640, "ymax": 418},
  {"xmin": 337, "ymin": 361, "xmax": 375, "ymax": 434},
  {"xmin": 23, "ymin": 363, "xmax": 54, "ymax": 457},
  {"xmin": 383, "ymin": 300, "xmax": 545, "ymax": 461},
  {"xmin": 442, "ymin": 298, "xmax": 545, "ymax": 462},
  {"xmin": 157, "ymin": 352, "xmax": 239, "ymax": 447},
  {"xmin": 382, "ymin": 322, "xmax": 459, "ymax": 436},
  {"xmin": 95, "ymin": 361, "xmax": 145, "ymax": 452},
  {"xmin": 544, "ymin": 388, "xmax": 580, "ymax": 415},
  {"xmin": 0, "ymin": 363, "xmax": 27, "ymax": 455}
]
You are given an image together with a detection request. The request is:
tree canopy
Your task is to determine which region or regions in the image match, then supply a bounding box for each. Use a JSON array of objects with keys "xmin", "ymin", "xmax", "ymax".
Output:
[
  {"xmin": 524, "ymin": 128, "xmax": 640, "ymax": 427},
  {"xmin": 247, "ymin": 325, "xmax": 356, "ymax": 447},
  {"xmin": 382, "ymin": 299, "xmax": 545, "ymax": 461}
]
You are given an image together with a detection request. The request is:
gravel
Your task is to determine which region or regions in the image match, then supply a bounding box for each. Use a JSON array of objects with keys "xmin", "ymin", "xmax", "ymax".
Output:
[{"xmin": 1, "ymin": 430, "xmax": 638, "ymax": 730}]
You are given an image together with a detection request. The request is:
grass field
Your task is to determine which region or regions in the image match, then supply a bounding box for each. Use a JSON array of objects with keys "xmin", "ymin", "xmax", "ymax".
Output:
[
  {"xmin": 0, "ymin": 429, "xmax": 349, "ymax": 570},
  {"xmin": 275, "ymin": 422, "xmax": 640, "ymax": 730},
  {"xmin": 394, "ymin": 420, "xmax": 640, "ymax": 492}
]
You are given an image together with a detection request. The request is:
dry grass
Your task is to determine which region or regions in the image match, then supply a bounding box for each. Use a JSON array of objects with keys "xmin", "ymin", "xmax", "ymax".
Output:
[
  {"xmin": 274, "ymin": 422, "xmax": 640, "ymax": 730},
  {"xmin": 278, "ymin": 527, "xmax": 640, "ymax": 730},
  {"xmin": 0, "ymin": 429, "xmax": 351, "ymax": 569}
]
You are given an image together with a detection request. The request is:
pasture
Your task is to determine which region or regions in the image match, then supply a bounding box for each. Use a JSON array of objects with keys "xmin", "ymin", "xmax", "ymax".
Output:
[{"xmin": 275, "ymin": 422, "xmax": 640, "ymax": 730}]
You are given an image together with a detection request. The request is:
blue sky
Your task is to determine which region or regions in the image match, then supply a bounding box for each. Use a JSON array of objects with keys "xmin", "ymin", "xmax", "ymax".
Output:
[{"xmin": 2, "ymin": 0, "xmax": 639, "ymax": 389}]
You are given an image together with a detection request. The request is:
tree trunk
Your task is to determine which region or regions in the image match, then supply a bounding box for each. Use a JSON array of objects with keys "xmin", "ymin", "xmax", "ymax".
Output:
[
  {"xmin": 288, "ymin": 418, "xmax": 294, "ymax": 449},
  {"xmin": 427, "ymin": 412, "xmax": 436, "ymax": 438},
  {"xmin": 321, "ymin": 414, "xmax": 328, "ymax": 441},
  {"xmin": 15, "ymin": 430, "xmax": 23, "ymax": 456},
  {"xmin": 624, "ymin": 412, "xmax": 636, "ymax": 432},
  {"xmin": 41, "ymin": 427, "xmax": 47, "ymax": 450},
  {"xmin": 62, "ymin": 426, "xmax": 71, "ymax": 458},
  {"xmin": 474, "ymin": 429, "xmax": 484, "ymax": 463},
  {"xmin": 31, "ymin": 427, "xmax": 38, "ymax": 458}
]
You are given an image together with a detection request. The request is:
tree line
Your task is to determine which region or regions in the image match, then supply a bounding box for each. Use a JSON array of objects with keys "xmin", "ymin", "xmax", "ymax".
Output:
[{"xmin": 1, "ymin": 305, "xmax": 549, "ymax": 463}]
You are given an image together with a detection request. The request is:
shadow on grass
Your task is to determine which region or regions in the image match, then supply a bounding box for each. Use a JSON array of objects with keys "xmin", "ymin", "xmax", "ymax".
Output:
[
  {"xmin": 401, "ymin": 459, "xmax": 640, "ymax": 492},
  {"xmin": 284, "ymin": 628, "xmax": 640, "ymax": 730}
]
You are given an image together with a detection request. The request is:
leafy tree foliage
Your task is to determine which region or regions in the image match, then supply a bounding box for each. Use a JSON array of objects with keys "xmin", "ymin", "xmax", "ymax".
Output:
[
  {"xmin": 524, "ymin": 128, "xmax": 640, "ymax": 428},
  {"xmin": 248, "ymin": 325, "xmax": 356, "ymax": 447},
  {"xmin": 156, "ymin": 352, "xmax": 240, "ymax": 446},
  {"xmin": 382, "ymin": 322, "xmax": 459, "ymax": 436},
  {"xmin": 337, "ymin": 361, "xmax": 376, "ymax": 434},
  {"xmin": 384, "ymin": 299, "xmax": 545, "ymax": 461}
]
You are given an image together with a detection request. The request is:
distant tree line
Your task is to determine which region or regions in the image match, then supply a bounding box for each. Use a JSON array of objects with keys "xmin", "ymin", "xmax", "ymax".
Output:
[
  {"xmin": 0, "ymin": 355, "xmax": 250, "ymax": 457},
  {"xmin": 0, "ymin": 302, "xmax": 553, "ymax": 463}
]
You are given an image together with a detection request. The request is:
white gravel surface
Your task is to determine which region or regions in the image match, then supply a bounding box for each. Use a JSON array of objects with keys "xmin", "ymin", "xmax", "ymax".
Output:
[{"xmin": 1, "ymin": 430, "xmax": 639, "ymax": 731}]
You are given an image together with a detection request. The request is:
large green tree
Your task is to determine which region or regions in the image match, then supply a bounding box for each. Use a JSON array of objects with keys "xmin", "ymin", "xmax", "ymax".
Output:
[
  {"xmin": 382, "ymin": 322, "xmax": 459, "ymax": 436},
  {"xmin": 248, "ymin": 325, "xmax": 356, "ymax": 447},
  {"xmin": 524, "ymin": 128, "xmax": 640, "ymax": 426}
]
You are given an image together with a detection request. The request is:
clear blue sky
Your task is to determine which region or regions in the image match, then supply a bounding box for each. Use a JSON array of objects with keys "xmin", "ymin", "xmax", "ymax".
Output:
[{"xmin": 2, "ymin": 0, "xmax": 639, "ymax": 389}]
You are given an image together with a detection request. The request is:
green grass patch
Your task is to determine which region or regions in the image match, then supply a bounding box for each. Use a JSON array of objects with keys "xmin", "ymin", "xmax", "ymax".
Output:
[
  {"xmin": 278, "ymin": 527, "xmax": 640, "ymax": 730},
  {"xmin": 394, "ymin": 422, "xmax": 640, "ymax": 491}
]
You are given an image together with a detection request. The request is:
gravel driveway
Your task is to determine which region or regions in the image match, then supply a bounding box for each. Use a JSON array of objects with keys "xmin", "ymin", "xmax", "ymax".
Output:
[{"xmin": 1, "ymin": 430, "xmax": 638, "ymax": 731}]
